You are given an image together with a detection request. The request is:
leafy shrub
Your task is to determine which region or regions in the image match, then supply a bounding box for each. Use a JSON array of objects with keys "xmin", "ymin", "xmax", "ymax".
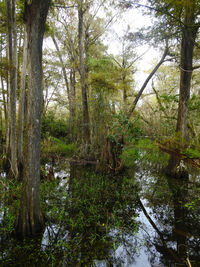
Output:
[
  {"xmin": 121, "ymin": 146, "xmax": 139, "ymax": 167},
  {"xmin": 41, "ymin": 111, "xmax": 69, "ymax": 140},
  {"xmin": 0, "ymin": 178, "xmax": 22, "ymax": 234},
  {"xmin": 108, "ymin": 112, "xmax": 142, "ymax": 144},
  {"xmin": 183, "ymin": 148, "xmax": 200, "ymax": 159},
  {"xmin": 41, "ymin": 136, "xmax": 76, "ymax": 157}
]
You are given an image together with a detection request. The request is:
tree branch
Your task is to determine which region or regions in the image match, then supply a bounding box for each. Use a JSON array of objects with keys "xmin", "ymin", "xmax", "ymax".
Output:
[
  {"xmin": 128, "ymin": 46, "xmax": 168, "ymax": 118},
  {"xmin": 52, "ymin": 4, "xmax": 77, "ymax": 9}
]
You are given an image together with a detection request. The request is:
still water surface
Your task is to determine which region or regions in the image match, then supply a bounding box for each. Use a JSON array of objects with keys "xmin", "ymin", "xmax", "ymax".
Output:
[{"xmin": 0, "ymin": 158, "xmax": 200, "ymax": 266}]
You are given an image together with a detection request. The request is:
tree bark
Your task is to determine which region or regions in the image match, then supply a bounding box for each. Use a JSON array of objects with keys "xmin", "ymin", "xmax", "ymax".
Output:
[
  {"xmin": 6, "ymin": 0, "xmax": 18, "ymax": 178},
  {"xmin": 122, "ymin": 72, "xmax": 128, "ymax": 113},
  {"xmin": 166, "ymin": 3, "xmax": 198, "ymax": 178},
  {"xmin": 70, "ymin": 68, "xmax": 76, "ymax": 119},
  {"xmin": 0, "ymin": 107, "xmax": 3, "ymax": 149},
  {"xmin": 0, "ymin": 37, "xmax": 7, "ymax": 130},
  {"xmin": 15, "ymin": 0, "xmax": 51, "ymax": 237},
  {"xmin": 17, "ymin": 29, "xmax": 28, "ymax": 172},
  {"xmin": 176, "ymin": 7, "xmax": 197, "ymax": 140},
  {"xmin": 78, "ymin": 0, "xmax": 91, "ymax": 147},
  {"xmin": 70, "ymin": 68, "xmax": 76, "ymax": 140},
  {"xmin": 1, "ymin": 77, "xmax": 7, "ymax": 131}
]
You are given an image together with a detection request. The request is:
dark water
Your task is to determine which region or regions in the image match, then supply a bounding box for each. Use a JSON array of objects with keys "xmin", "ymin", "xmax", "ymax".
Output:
[{"xmin": 0, "ymin": 158, "xmax": 200, "ymax": 266}]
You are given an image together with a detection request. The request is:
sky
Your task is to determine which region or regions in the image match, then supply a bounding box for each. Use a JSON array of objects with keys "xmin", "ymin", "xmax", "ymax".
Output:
[{"xmin": 104, "ymin": 6, "xmax": 159, "ymax": 89}]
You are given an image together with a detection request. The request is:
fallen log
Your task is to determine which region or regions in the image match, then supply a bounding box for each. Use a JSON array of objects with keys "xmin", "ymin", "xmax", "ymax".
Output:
[{"xmin": 156, "ymin": 141, "xmax": 200, "ymax": 170}]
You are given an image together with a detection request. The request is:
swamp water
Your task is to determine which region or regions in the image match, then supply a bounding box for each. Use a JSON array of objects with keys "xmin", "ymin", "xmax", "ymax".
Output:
[{"xmin": 0, "ymin": 157, "xmax": 200, "ymax": 266}]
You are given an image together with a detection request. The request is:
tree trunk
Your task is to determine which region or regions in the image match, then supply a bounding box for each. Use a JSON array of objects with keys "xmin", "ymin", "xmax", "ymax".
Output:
[
  {"xmin": 0, "ymin": 107, "xmax": 3, "ymax": 150},
  {"xmin": 6, "ymin": 0, "xmax": 18, "ymax": 178},
  {"xmin": 176, "ymin": 13, "xmax": 197, "ymax": 140},
  {"xmin": 78, "ymin": 0, "xmax": 91, "ymax": 147},
  {"xmin": 70, "ymin": 68, "xmax": 76, "ymax": 119},
  {"xmin": 15, "ymin": 0, "xmax": 50, "ymax": 237},
  {"xmin": 17, "ymin": 29, "xmax": 28, "ymax": 172},
  {"xmin": 122, "ymin": 72, "xmax": 127, "ymax": 113},
  {"xmin": 121, "ymin": 53, "xmax": 128, "ymax": 113},
  {"xmin": 0, "ymin": 37, "xmax": 7, "ymax": 131},
  {"xmin": 5, "ymin": 70, "xmax": 9, "ymax": 157},
  {"xmin": 51, "ymin": 35, "xmax": 75, "ymax": 140},
  {"xmin": 166, "ymin": 3, "xmax": 198, "ymax": 178},
  {"xmin": 70, "ymin": 68, "xmax": 76, "ymax": 140},
  {"xmin": 1, "ymin": 77, "xmax": 7, "ymax": 132}
]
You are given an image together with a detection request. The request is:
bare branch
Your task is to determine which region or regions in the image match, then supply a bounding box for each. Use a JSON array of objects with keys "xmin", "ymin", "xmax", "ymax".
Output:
[
  {"xmin": 128, "ymin": 46, "xmax": 169, "ymax": 118},
  {"xmin": 52, "ymin": 4, "xmax": 77, "ymax": 9}
]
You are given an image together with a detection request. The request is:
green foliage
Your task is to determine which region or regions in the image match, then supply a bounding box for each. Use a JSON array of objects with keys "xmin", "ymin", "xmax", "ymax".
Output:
[
  {"xmin": 136, "ymin": 138, "xmax": 156, "ymax": 150},
  {"xmin": 41, "ymin": 111, "xmax": 69, "ymax": 140},
  {"xmin": 184, "ymin": 198, "xmax": 200, "ymax": 213},
  {"xmin": 89, "ymin": 56, "xmax": 118, "ymax": 92},
  {"xmin": 0, "ymin": 2, "xmax": 7, "ymax": 34},
  {"xmin": 0, "ymin": 178, "xmax": 22, "ymax": 234},
  {"xmin": 121, "ymin": 146, "xmax": 139, "ymax": 167},
  {"xmin": 1, "ymin": 158, "xmax": 200, "ymax": 265},
  {"xmin": 39, "ymin": 166, "xmax": 141, "ymax": 265},
  {"xmin": 108, "ymin": 112, "xmax": 142, "ymax": 144},
  {"xmin": 0, "ymin": 57, "xmax": 9, "ymax": 77},
  {"xmin": 183, "ymin": 148, "xmax": 200, "ymax": 159},
  {"xmin": 41, "ymin": 136, "xmax": 76, "ymax": 157},
  {"xmin": 121, "ymin": 138, "xmax": 169, "ymax": 168},
  {"xmin": 159, "ymin": 134, "xmax": 200, "ymax": 160},
  {"xmin": 189, "ymin": 94, "xmax": 200, "ymax": 111},
  {"xmin": 160, "ymin": 93, "xmax": 178, "ymax": 103},
  {"xmin": 104, "ymin": 112, "xmax": 143, "ymax": 168}
]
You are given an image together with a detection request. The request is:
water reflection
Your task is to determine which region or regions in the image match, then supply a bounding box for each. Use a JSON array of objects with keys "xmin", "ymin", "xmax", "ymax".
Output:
[
  {"xmin": 63, "ymin": 164, "xmax": 141, "ymax": 266},
  {"xmin": 40, "ymin": 163, "xmax": 141, "ymax": 266},
  {"xmin": 0, "ymin": 160, "xmax": 200, "ymax": 266},
  {"xmin": 136, "ymin": 166, "xmax": 200, "ymax": 267}
]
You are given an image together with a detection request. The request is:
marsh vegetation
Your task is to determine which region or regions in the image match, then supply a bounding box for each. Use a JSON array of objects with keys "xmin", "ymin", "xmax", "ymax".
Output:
[{"xmin": 0, "ymin": 0, "xmax": 200, "ymax": 266}]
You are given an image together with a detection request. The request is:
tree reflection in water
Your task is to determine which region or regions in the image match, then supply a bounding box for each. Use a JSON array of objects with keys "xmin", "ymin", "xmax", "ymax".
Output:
[
  {"xmin": 0, "ymin": 160, "xmax": 200, "ymax": 266},
  {"xmin": 136, "ymin": 164, "xmax": 200, "ymax": 267}
]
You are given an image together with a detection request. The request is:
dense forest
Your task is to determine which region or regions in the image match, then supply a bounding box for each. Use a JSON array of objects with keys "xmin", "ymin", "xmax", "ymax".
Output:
[{"xmin": 0, "ymin": 0, "xmax": 200, "ymax": 266}]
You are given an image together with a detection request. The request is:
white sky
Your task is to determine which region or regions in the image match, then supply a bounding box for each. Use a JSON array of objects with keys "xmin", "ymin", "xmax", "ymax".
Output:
[{"xmin": 104, "ymin": 7, "xmax": 160, "ymax": 89}]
